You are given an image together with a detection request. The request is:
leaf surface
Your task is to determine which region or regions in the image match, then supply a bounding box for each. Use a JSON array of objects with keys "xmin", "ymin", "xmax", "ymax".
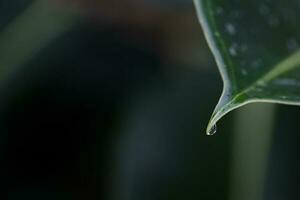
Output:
[{"xmin": 194, "ymin": 0, "xmax": 300, "ymax": 134}]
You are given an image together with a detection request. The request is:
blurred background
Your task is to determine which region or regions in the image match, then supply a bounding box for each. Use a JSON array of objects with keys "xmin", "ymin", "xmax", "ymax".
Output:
[{"xmin": 0, "ymin": 0, "xmax": 299, "ymax": 200}]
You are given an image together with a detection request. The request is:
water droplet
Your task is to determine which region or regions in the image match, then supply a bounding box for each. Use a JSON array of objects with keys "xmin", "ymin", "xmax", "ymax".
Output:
[
  {"xmin": 226, "ymin": 23, "xmax": 236, "ymax": 35},
  {"xmin": 286, "ymin": 38, "xmax": 299, "ymax": 52},
  {"xmin": 208, "ymin": 124, "xmax": 217, "ymax": 136},
  {"xmin": 214, "ymin": 32, "xmax": 221, "ymax": 37},
  {"xmin": 257, "ymin": 80, "xmax": 266, "ymax": 86},
  {"xmin": 252, "ymin": 59, "xmax": 263, "ymax": 68},
  {"xmin": 275, "ymin": 78, "xmax": 300, "ymax": 86},
  {"xmin": 229, "ymin": 46, "xmax": 237, "ymax": 56},
  {"xmin": 241, "ymin": 69, "xmax": 248, "ymax": 75}
]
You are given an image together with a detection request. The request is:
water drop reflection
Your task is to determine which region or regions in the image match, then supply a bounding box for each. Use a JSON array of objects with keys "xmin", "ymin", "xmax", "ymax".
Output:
[{"xmin": 208, "ymin": 124, "xmax": 217, "ymax": 136}]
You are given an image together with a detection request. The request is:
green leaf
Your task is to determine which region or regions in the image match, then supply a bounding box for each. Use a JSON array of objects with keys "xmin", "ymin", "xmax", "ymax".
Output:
[{"xmin": 194, "ymin": 0, "xmax": 300, "ymax": 135}]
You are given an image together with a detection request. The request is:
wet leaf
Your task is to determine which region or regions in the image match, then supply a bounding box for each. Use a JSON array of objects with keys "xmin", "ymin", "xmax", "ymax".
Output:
[{"xmin": 194, "ymin": 0, "xmax": 300, "ymax": 134}]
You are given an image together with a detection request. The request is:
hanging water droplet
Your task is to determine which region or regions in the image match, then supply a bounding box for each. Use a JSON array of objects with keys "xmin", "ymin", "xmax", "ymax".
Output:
[{"xmin": 208, "ymin": 124, "xmax": 217, "ymax": 136}]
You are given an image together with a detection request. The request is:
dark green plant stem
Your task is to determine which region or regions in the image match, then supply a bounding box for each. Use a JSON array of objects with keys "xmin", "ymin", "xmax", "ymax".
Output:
[{"xmin": 229, "ymin": 103, "xmax": 276, "ymax": 200}]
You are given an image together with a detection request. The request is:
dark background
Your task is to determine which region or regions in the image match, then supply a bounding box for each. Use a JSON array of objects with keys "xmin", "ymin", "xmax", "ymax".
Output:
[{"xmin": 0, "ymin": 1, "xmax": 298, "ymax": 200}]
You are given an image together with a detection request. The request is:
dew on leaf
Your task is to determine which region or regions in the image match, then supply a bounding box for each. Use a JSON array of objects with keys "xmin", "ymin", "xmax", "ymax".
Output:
[
  {"xmin": 286, "ymin": 38, "xmax": 299, "ymax": 52},
  {"xmin": 229, "ymin": 44, "xmax": 238, "ymax": 56},
  {"xmin": 208, "ymin": 124, "xmax": 217, "ymax": 136},
  {"xmin": 226, "ymin": 23, "xmax": 236, "ymax": 35},
  {"xmin": 281, "ymin": 95, "xmax": 288, "ymax": 99},
  {"xmin": 274, "ymin": 78, "xmax": 300, "ymax": 87},
  {"xmin": 252, "ymin": 59, "xmax": 263, "ymax": 68},
  {"xmin": 257, "ymin": 80, "xmax": 266, "ymax": 87},
  {"xmin": 214, "ymin": 31, "xmax": 221, "ymax": 37},
  {"xmin": 241, "ymin": 69, "xmax": 248, "ymax": 75}
]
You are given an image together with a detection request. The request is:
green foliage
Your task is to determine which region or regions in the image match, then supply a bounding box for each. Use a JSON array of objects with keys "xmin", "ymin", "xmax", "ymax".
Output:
[{"xmin": 194, "ymin": 0, "xmax": 300, "ymax": 134}]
